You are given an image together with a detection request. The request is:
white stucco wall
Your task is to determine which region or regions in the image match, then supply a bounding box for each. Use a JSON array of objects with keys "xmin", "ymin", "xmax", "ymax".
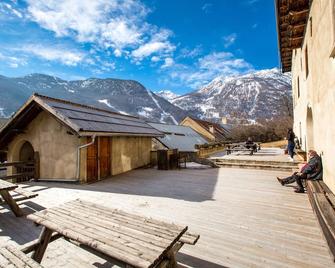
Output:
[
  {"xmin": 7, "ymin": 111, "xmax": 80, "ymax": 180},
  {"xmin": 291, "ymin": 0, "xmax": 335, "ymax": 192}
]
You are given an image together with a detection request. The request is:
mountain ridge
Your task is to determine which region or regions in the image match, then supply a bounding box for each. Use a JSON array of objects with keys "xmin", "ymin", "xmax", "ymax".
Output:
[{"xmin": 0, "ymin": 68, "xmax": 291, "ymax": 124}]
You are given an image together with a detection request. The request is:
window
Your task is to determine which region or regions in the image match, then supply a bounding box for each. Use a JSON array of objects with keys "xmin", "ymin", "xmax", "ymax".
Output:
[
  {"xmin": 305, "ymin": 46, "xmax": 309, "ymax": 77},
  {"xmin": 310, "ymin": 17, "xmax": 312, "ymax": 37},
  {"xmin": 297, "ymin": 77, "xmax": 300, "ymax": 98}
]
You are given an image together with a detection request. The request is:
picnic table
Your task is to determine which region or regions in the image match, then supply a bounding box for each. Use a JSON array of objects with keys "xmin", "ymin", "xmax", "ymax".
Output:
[
  {"xmin": 226, "ymin": 142, "xmax": 260, "ymax": 155},
  {"xmin": 0, "ymin": 179, "xmax": 23, "ymax": 217},
  {"xmin": 0, "ymin": 179, "xmax": 38, "ymax": 217},
  {"xmin": 27, "ymin": 199, "xmax": 199, "ymax": 268}
]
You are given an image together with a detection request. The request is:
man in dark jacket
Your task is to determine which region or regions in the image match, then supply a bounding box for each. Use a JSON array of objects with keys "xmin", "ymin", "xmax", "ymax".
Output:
[
  {"xmin": 277, "ymin": 150, "xmax": 323, "ymax": 193},
  {"xmin": 287, "ymin": 128, "xmax": 296, "ymax": 161}
]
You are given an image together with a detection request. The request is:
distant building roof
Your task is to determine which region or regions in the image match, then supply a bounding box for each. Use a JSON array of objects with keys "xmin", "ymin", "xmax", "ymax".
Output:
[
  {"xmin": 0, "ymin": 94, "xmax": 162, "ymax": 147},
  {"xmin": 187, "ymin": 117, "xmax": 230, "ymax": 141},
  {"xmin": 149, "ymin": 122, "xmax": 207, "ymax": 152}
]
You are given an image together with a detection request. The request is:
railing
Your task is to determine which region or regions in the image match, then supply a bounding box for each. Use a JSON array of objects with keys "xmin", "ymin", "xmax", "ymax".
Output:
[
  {"xmin": 196, "ymin": 143, "xmax": 226, "ymax": 158},
  {"xmin": 0, "ymin": 152, "xmax": 40, "ymax": 183}
]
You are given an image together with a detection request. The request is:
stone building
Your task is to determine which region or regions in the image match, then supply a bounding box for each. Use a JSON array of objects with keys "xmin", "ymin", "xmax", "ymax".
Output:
[
  {"xmin": 276, "ymin": 0, "xmax": 335, "ymax": 191},
  {"xmin": 0, "ymin": 94, "xmax": 162, "ymax": 183}
]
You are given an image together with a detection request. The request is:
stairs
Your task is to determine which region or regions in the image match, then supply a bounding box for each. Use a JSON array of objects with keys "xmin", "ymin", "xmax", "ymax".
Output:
[{"xmin": 212, "ymin": 158, "xmax": 300, "ymax": 171}]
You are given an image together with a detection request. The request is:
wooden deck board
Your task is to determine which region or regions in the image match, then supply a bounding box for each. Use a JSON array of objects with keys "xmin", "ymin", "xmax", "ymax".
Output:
[{"xmin": 0, "ymin": 167, "xmax": 334, "ymax": 267}]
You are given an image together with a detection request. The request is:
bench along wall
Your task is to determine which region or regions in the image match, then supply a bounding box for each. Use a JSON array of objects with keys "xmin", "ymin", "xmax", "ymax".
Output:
[{"xmin": 291, "ymin": 0, "xmax": 335, "ymax": 192}]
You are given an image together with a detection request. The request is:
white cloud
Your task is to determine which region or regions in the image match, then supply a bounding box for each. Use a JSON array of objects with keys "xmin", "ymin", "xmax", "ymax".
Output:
[
  {"xmin": 163, "ymin": 51, "xmax": 253, "ymax": 89},
  {"xmin": 0, "ymin": 2, "xmax": 23, "ymax": 18},
  {"xmin": 101, "ymin": 19, "xmax": 142, "ymax": 48},
  {"xmin": 202, "ymin": 3, "xmax": 212, "ymax": 13},
  {"xmin": 179, "ymin": 46, "xmax": 203, "ymax": 59},
  {"xmin": 247, "ymin": 0, "xmax": 260, "ymax": 4},
  {"xmin": 151, "ymin": 56, "xmax": 160, "ymax": 62},
  {"xmin": 132, "ymin": 41, "xmax": 174, "ymax": 59},
  {"xmin": 161, "ymin": 57, "xmax": 174, "ymax": 68},
  {"xmin": 0, "ymin": 52, "xmax": 26, "ymax": 68},
  {"xmin": 20, "ymin": 45, "xmax": 85, "ymax": 66},
  {"xmin": 131, "ymin": 29, "xmax": 175, "ymax": 60},
  {"xmin": 25, "ymin": 0, "xmax": 174, "ymax": 60},
  {"xmin": 223, "ymin": 33, "xmax": 237, "ymax": 48}
]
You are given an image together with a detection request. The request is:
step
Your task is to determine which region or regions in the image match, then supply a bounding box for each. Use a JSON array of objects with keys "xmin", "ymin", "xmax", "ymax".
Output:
[
  {"xmin": 212, "ymin": 158, "xmax": 300, "ymax": 167},
  {"xmin": 215, "ymin": 162, "xmax": 298, "ymax": 171}
]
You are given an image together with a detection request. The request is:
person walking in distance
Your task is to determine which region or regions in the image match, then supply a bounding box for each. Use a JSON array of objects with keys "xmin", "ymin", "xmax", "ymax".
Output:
[{"xmin": 287, "ymin": 128, "xmax": 295, "ymax": 161}]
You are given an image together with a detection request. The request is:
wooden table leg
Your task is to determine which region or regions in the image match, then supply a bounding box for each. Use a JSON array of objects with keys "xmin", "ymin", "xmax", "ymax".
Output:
[
  {"xmin": 32, "ymin": 227, "xmax": 53, "ymax": 263},
  {"xmin": 0, "ymin": 189, "xmax": 23, "ymax": 217}
]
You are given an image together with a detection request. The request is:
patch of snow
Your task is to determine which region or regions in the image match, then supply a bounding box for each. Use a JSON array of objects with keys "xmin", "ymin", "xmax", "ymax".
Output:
[
  {"xmin": 156, "ymin": 90, "xmax": 180, "ymax": 101},
  {"xmin": 0, "ymin": 108, "xmax": 6, "ymax": 118},
  {"xmin": 147, "ymin": 90, "xmax": 178, "ymax": 124},
  {"xmin": 98, "ymin": 99, "xmax": 116, "ymax": 109}
]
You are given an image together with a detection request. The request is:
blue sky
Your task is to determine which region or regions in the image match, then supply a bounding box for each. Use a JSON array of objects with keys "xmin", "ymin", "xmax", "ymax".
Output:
[{"xmin": 0, "ymin": 0, "xmax": 279, "ymax": 94}]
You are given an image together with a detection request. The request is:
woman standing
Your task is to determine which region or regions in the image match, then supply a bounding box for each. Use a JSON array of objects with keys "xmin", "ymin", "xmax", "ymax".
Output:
[{"xmin": 287, "ymin": 128, "xmax": 296, "ymax": 161}]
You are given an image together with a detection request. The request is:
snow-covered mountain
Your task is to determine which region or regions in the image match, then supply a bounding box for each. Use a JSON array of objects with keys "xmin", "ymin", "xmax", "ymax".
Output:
[
  {"xmin": 156, "ymin": 90, "xmax": 180, "ymax": 102},
  {"xmin": 172, "ymin": 68, "xmax": 292, "ymax": 123},
  {"xmin": 0, "ymin": 74, "xmax": 189, "ymax": 124},
  {"xmin": 0, "ymin": 69, "xmax": 291, "ymax": 125}
]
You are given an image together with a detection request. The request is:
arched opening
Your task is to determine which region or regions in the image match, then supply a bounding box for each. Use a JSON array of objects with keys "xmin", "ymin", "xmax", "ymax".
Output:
[
  {"xmin": 19, "ymin": 141, "xmax": 34, "ymax": 162},
  {"xmin": 306, "ymin": 107, "xmax": 314, "ymax": 150},
  {"xmin": 14, "ymin": 141, "xmax": 36, "ymax": 182}
]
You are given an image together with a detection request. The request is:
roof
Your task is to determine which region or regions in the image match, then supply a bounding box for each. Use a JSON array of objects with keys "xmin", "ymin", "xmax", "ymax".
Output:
[
  {"xmin": 275, "ymin": 0, "xmax": 310, "ymax": 72},
  {"xmin": 148, "ymin": 122, "xmax": 207, "ymax": 152},
  {"xmin": 187, "ymin": 117, "xmax": 230, "ymax": 141},
  {"xmin": 0, "ymin": 94, "xmax": 162, "ymax": 147},
  {"xmin": 0, "ymin": 118, "xmax": 8, "ymax": 129}
]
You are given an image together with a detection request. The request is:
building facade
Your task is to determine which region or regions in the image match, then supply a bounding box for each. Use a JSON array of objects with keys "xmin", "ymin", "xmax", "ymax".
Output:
[
  {"xmin": 180, "ymin": 116, "xmax": 230, "ymax": 142},
  {"xmin": 276, "ymin": 0, "xmax": 335, "ymax": 192},
  {"xmin": 0, "ymin": 94, "xmax": 162, "ymax": 183}
]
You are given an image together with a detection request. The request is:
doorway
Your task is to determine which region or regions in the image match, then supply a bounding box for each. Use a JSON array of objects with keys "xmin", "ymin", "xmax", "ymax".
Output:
[
  {"xmin": 86, "ymin": 137, "xmax": 111, "ymax": 183},
  {"xmin": 17, "ymin": 141, "xmax": 35, "ymax": 182}
]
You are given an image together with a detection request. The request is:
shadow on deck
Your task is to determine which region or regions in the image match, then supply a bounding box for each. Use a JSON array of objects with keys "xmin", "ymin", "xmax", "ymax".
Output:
[{"xmin": 26, "ymin": 167, "xmax": 220, "ymax": 203}]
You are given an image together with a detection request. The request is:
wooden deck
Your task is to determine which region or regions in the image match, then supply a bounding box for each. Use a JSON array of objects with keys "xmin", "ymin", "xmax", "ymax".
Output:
[{"xmin": 0, "ymin": 166, "xmax": 334, "ymax": 267}]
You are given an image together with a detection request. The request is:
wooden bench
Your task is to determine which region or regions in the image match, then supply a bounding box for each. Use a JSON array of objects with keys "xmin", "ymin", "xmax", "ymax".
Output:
[
  {"xmin": 0, "ymin": 179, "xmax": 38, "ymax": 216},
  {"xmin": 0, "ymin": 245, "xmax": 43, "ymax": 268},
  {"xmin": 180, "ymin": 232, "xmax": 200, "ymax": 245},
  {"xmin": 12, "ymin": 188, "xmax": 38, "ymax": 202},
  {"xmin": 307, "ymin": 180, "xmax": 335, "ymax": 262},
  {"xmin": 27, "ymin": 199, "xmax": 200, "ymax": 267},
  {"xmin": 227, "ymin": 148, "xmax": 255, "ymax": 155},
  {"xmin": 0, "ymin": 188, "xmax": 38, "ymax": 204}
]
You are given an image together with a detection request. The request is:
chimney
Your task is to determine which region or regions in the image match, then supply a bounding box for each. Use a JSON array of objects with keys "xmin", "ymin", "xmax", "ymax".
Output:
[
  {"xmin": 221, "ymin": 117, "xmax": 227, "ymax": 125},
  {"xmin": 209, "ymin": 125, "xmax": 214, "ymax": 134}
]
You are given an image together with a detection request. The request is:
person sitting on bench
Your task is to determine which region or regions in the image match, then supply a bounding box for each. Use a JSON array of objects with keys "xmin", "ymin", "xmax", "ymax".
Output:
[
  {"xmin": 276, "ymin": 150, "xmax": 323, "ymax": 193},
  {"xmin": 245, "ymin": 137, "xmax": 257, "ymax": 152}
]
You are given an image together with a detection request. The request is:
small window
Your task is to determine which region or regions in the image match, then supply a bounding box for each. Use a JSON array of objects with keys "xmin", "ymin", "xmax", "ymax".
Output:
[
  {"xmin": 310, "ymin": 17, "xmax": 312, "ymax": 37},
  {"xmin": 305, "ymin": 46, "xmax": 309, "ymax": 77},
  {"xmin": 297, "ymin": 77, "xmax": 300, "ymax": 98}
]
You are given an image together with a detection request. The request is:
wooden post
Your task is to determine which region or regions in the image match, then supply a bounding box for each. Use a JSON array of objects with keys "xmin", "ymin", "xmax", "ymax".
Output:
[
  {"xmin": 32, "ymin": 227, "xmax": 53, "ymax": 263},
  {"xmin": 34, "ymin": 151, "xmax": 40, "ymax": 181},
  {"xmin": 0, "ymin": 189, "xmax": 23, "ymax": 217}
]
